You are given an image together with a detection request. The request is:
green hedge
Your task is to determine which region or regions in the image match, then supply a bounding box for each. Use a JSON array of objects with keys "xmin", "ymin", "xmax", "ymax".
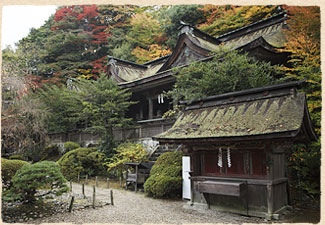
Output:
[
  {"xmin": 144, "ymin": 151, "xmax": 183, "ymax": 198},
  {"xmin": 57, "ymin": 147, "xmax": 106, "ymax": 181},
  {"xmin": 64, "ymin": 141, "xmax": 80, "ymax": 153},
  {"xmin": 39, "ymin": 144, "xmax": 61, "ymax": 161},
  {"xmin": 8, "ymin": 155, "xmax": 24, "ymax": 161},
  {"xmin": 3, "ymin": 161, "xmax": 68, "ymax": 203},
  {"xmin": 1, "ymin": 158, "xmax": 30, "ymax": 187}
]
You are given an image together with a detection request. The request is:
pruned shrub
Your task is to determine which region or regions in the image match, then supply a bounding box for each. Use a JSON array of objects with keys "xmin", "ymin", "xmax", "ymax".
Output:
[
  {"xmin": 57, "ymin": 147, "xmax": 106, "ymax": 180},
  {"xmin": 106, "ymin": 142, "xmax": 148, "ymax": 179},
  {"xmin": 144, "ymin": 151, "xmax": 183, "ymax": 198},
  {"xmin": 1, "ymin": 158, "xmax": 30, "ymax": 188},
  {"xmin": 39, "ymin": 144, "xmax": 61, "ymax": 161},
  {"xmin": 3, "ymin": 161, "xmax": 69, "ymax": 203},
  {"xmin": 63, "ymin": 141, "xmax": 80, "ymax": 153},
  {"xmin": 9, "ymin": 155, "xmax": 24, "ymax": 161}
]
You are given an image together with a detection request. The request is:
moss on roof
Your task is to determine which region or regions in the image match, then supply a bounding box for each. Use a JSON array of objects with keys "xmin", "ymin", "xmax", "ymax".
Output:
[
  {"xmin": 223, "ymin": 23, "xmax": 285, "ymax": 49},
  {"xmin": 155, "ymin": 92, "xmax": 305, "ymax": 140},
  {"xmin": 116, "ymin": 21, "xmax": 286, "ymax": 83}
]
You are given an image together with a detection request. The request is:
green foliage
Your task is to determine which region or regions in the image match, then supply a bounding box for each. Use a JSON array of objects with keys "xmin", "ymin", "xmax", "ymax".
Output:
[
  {"xmin": 64, "ymin": 141, "xmax": 80, "ymax": 153},
  {"xmin": 36, "ymin": 83, "xmax": 84, "ymax": 133},
  {"xmin": 57, "ymin": 147, "xmax": 106, "ymax": 180},
  {"xmin": 1, "ymin": 158, "xmax": 30, "ymax": 187},
  {"xmin": 144, "ymin": 151, "xmax": 182, "ymax": 198},
  {"xmin": 281, "ymin": 6, "xmax": 321, "ymax": 135},
  {"xmin": 106, "ymin": 143, "xmax": 148, "ymax": 178},
  {"xmin": 144, "ymin": 174, "xmax": 182, "ymax": 198},
  {"xmin": 9, "ymin": 155, "xmax": 24, "ymax": 160},
  {"xmin": 280, "ymin": 6, "xmax": 321, "ymax": 201},
  {"xmin": 3, "ymin": 161, "xmax": 69, "ymax": 203},
  {"xmin": 153, "ymin": 151, "xmax": 183, "ymax": 167},
  {"xmin": 37, "ymin": 75, "xmax": 134, "ymax": 158},
  {"xmin": 169, "ymin": 48, "xmax": 281, "ymax": 103},
  {"xmin": 159, "ymin": 5, "xmax": 205, "ymax": 49},
  {"xmin": 39, "ymin": 144, "xmax": 61, "ymax": 161},
  {"xmin": 198, "ymin": 5, "xmax": 280, "ymax": 37},
  {"xmin": 287, "ymin": 141, "xmax": 320, "ymax": 199},
  {"xmin": 77, "ymin": 76, "xmax": 135, "ymax": 157}
]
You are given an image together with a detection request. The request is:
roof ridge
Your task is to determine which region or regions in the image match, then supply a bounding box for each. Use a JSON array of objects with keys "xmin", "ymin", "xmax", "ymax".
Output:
[
  {"xmin": 107, "ymin": 56, "xmax": 147, "ymax": 69},
  {"xmin": 180, "ymin": 80, "xmax": 304, "ymax": 106},
  {"xmin": 215, "ymin": 12, "xmax": 287, "ymax": 41},
  {"xmin": 142, "ymin": 54, "xmax": 171, "ymax": 65}
]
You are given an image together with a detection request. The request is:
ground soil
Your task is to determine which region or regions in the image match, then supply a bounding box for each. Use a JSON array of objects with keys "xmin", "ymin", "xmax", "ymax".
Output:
[{"xmin": 16, "ymin": 181, "xmax": 319, "ymax": 224}]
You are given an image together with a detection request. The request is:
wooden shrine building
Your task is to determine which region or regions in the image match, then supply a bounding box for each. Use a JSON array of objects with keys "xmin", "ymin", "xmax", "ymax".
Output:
[
  {"xmin": 106, "ymin": 12, "xmax": 290, "ymax": 143},
  {"xmin": 154, "ymin": 80, "xmax": 317, "ymax": 219},
  {"xmin": 50, "ymin": 13, "xmax": 291, "ymax": 149}
]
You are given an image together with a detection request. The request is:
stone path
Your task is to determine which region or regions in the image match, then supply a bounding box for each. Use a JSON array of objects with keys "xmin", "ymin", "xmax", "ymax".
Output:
[{"xmin": 28, "ymin": 182, "xmax": 269, "ymax": 224}]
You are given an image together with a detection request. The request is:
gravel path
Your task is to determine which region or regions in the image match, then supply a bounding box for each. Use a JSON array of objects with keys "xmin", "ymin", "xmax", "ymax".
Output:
[{"xmin": 29, "ymin": 183, "xmax": 267, "ymax": 224}]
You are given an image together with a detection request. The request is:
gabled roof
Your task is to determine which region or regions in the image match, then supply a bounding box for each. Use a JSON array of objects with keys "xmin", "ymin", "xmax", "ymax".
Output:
[
  {"xmin": 153, "ymin": 81, "xmax": 317, "ymax": 143},
  {"xmin": 108, "ymin": 12, "xmax": 289, "ymax": 89}
]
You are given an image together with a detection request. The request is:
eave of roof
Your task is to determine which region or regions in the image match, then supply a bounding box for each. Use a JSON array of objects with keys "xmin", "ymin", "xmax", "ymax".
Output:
[
  {"xmin": 143, "ymin": 54, "xmax": 171, "ymax": 65},
  {"xmin": 108, "ymin": 56, "xmax": 147, "ymax": 69},
  {"xmin": 179, "ymin": 80, "xmax": 305, "ymax": 107},
  {"xmin": 115, "ymin": 12, "xmax": 288, "ymax": 88},
  {"xmin": 154, "ymin": 81, "xmax": 317, "ymax": 143},
  {"xmin": 215, "ymin": 12, "xmax": 287, "ymax": 42}
]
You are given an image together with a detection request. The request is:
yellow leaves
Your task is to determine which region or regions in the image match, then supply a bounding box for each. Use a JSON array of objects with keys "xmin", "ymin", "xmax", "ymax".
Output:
[
  {"xmin": 305, "ymin": 79, "xmax": 319, "ymax": 84},
  {"xmin": 77, "ymin": 68, "xmax": 91, "ymax": 74},
  {"xmin": 307, "ymin": 91, "xmax": 321, "ymax": 97},
  {"xmin": 77, "ymin": 74, "xmax": 96, "ymax": 79},
  {"xmin": 132, "ymin": 44, "xmax": 171, "ymax": 64},
  {"xmin": 76, "ymin": 68, "xmax": 96, "ymax": 79}
]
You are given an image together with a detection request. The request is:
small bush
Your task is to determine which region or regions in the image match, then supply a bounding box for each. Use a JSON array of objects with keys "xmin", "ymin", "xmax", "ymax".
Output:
[
  {"xmin": 63, "ymin": 141, "xmax": 80, "ymax": 153},
  {"xmin": 145, "ymin": 174, "xmax": 182, "ymax": 198},
  {"xmin": 144, "ymin": 151, "xmax": 183, "ymax": 198},
  {"xmin": 9, "ymin": 155, "xmax": 24, "ymax": 160},
  {"xmin": 1, "ymin": 158, "xmax": 30, "ymax": 188},
  {"xmin": 39, "ymin": 144, "xmax": 61, "ymax": 161},
  {"xmin": 57, "ymin": 147, "xmax": 106, "ymax": 181},
  {"xmin": 3, "ymin": 161, "xmax": 69, "ymax": 203},
  {"xmin": 106, "ymin": 142, "xmax": 148, "ymax": 178}
]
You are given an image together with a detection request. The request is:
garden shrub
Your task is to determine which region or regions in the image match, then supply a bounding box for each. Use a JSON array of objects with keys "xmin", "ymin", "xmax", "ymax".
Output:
[
  {"xmin": 57, "ymin": 147, "xmax": 106, "ymax": 180},
  {"xmin": 39, "ymin": 144, "xmax": 61, "ymax": 161},
  {"xmin": 63, "ymin": 141, "xmax": 80, "ymax": 153},
  {"xmin": 144, "ymin": 151, "xmax": 183, "ymax": 198},
  {"xmin": 9, "ymin": 155, "xmax": 24, "ymax": 160},
  {"xmin": 3, "ymin": 161, "xmax": 69, "ymax": 204},
  {"xmin": 106, "ymin": 142, "xmax": 148, "ymax": 179},
  {"xmin": 1, "ymin": 158, "xmax": 30, "ymax": 188},
  {"xmin": 287, "ymin": 141, "xmax": 321, "ymax": 201}
]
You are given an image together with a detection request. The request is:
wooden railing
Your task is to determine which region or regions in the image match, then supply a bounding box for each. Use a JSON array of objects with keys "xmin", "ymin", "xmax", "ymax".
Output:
[
  {"xmin": 48, "ymin": 118, "xmax": 175, "ymax": 146},
  {"xmin": 112, "ymin": 118, "xmax": 175, "ymax": 141}
]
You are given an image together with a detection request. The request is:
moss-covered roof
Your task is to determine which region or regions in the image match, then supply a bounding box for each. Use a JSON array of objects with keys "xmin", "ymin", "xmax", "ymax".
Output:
[
  {"xmin": 223, "ymin": 23, "xmax": 286, "ymax": 49},
  {"xmin": 116, "ymin": 13, "xmax": 287, "ymax": 86},
  {"xmin": 155, "ymin": 92, "xmax": 306, "ymax": 141}
]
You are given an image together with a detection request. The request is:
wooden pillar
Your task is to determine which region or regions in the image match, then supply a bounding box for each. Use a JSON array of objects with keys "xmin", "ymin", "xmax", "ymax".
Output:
[
  {"xmin": 125, "ymin": 165, "xmax": 128, "ymax": 190},
  {"xmin": 148, "ymin": 98, "xmax": 153, "ymax": 120},
  {"xmin": 92, "ymin": 185, "xmax": 96, "ymax": 209},
  {"xmin": 267, "ymin": 184, "xmax": 273, "ymax": 216},
  {"xmin": 135, "ymin": 165, "xmax": 138, "ymax": 192},
  {"xmin": 139, "ymin": 107, "xmax": 143, "ymax": 120}
]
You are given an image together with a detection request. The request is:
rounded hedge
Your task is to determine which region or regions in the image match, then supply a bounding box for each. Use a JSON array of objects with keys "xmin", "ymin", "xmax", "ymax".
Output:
[
  {"xmin": 4, "ymin": 161, "xmax": 69, "ymax": 203},
  {"xmin": 1, "ymin": 158, "xmax": 30, "ymax": 187},
  {"xmin": 39, "ymin": 144, "xmax": 61, "ymax": 161},
  {"xmin": 9, "ymin": 155, "xmax": 24, "ymax": 160},
  {"xmin": 57, "ymin": 147, "xmax": 106, "ymax": 181},
  {"xmin": 63, "ymin": 141, "xmax": 80, "ymax": 153},
  {"xmin": 144, "ymin": 151, "xmax": 183, "ymax": 198}
]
